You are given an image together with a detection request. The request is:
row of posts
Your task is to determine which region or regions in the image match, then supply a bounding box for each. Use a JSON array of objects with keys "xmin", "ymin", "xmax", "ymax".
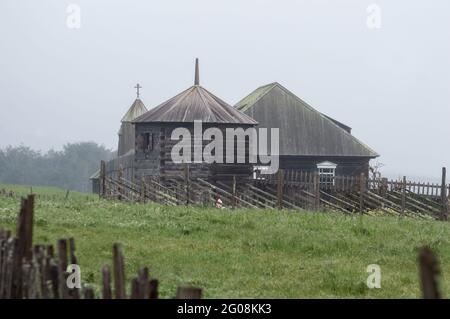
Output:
[
  {"xmin": 274, "ymin": 167, "xmax": 448, "ymax": 219},
  {"xmin": 100, "ymin": 161, "xmax": 449, "ymax": 220}
]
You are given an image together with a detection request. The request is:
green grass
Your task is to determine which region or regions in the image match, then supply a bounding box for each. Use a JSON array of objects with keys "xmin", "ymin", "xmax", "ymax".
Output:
[{"xmin": 1, "ymin": 184, "xmax": 450, "ymax": 298}]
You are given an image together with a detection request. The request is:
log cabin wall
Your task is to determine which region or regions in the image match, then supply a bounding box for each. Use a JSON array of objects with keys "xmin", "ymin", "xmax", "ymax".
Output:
[
  {"xmin": 134, "ymin": 122, "xmax": 254, "ymax": 185},
  {"xmin": 279, "ymin": 156, "xmax": 371, "ymax": 177}
]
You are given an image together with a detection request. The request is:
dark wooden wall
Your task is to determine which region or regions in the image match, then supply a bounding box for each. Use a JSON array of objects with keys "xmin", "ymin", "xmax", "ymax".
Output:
[
  {"xmin": 134, "ymin": 122, "xmax": 254, "ymax": 184},
  {"xmin": 91, "ymin": 179, "xmax": 100, "ymax": 194},
  {"xmin": 118, "ymin": 122, "xmax": 137, "ymax": 157},
  {"xmin": 278, "ymin": 156, "xmax": 371, "ymax": 177}
]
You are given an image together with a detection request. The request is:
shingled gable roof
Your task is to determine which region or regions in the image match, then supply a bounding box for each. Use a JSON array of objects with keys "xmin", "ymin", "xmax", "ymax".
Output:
[
  {"xmin": 235, "ymin": 82, "xmax": 379, "ymax": 158},
  {"xmin": 133, "ymin": 59, "xmax": 257, "ymax": 125},
  {"xmin": 121, "ymin": 98, "xmax": 148, "ymax": 122}
]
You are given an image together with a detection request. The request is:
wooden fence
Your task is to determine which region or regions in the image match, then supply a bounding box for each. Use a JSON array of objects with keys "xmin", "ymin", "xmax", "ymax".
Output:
[
  {"xmin": 100, "ymin": 163, "xmax": 449, "ymax": 221},
  {"xmin": 0, "ymin": 194, "xmax": 202, "ymax": 299}
]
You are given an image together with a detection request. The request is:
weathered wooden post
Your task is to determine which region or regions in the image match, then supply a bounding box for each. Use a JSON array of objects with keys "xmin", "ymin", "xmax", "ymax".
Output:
[
  {"xmin": 359, "ymin": 173, "xmax": 366, "ymax": 214},
  {"xmin": 380, "ymin": 177, "xmax": 388, "ymax": 198},
  {"xmin": 313, "ymin": 172, "xmax": 320, "ymax": 211},
  {"xmin": 232, "ymin": 175, "xmax": 237, "ymax": 209},
  {"xmin": 11, "ymin": 194, "xmax": 35, "ymax": 298},
  {"xmin": 440, "ymin": 167, "xmax": 448, "ymax": 221},
  {"xmin": 101, "ymin": 265, "xmax": 112, "ymax": 299},
  {"xmin": 401, "ymin": 176, "xmax": 406, "ymax": 216},
  {"xmin": 57, "ymin": 238, "xmax": 69, "ymax": 299},
  {"xmin": 117, "ymin": 165, "xmax": 123, "ymax": 201},
  {"xmin": 100, "ymin": 160, "xmax": 106, "ymax": 198},
  {"xmin": 419, "ymin": 247, "xmax": 441, "ymax": 299},
  {"xmin": 277, "ymin": 169, "xmax": 284, "ymax": 210},
  {"xmin": 184, "ymin": 164, "xmax": 190, "ymax": 205},
  {"xmin": 113, "ymin": 244, "xmax": 126, "ymax": 299},
  {"xmin": 140, "ymin": 176, "xmax": 146, "ymax": 203}
]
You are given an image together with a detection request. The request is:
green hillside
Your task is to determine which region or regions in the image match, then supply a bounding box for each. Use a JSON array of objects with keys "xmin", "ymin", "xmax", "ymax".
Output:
[{"xmin": 0, "ymin": 184, "xmax": 449, "ymax": 298}]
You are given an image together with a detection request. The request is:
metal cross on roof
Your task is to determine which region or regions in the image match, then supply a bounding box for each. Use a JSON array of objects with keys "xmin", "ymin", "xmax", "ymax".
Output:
[{"xmin": 134, "ymin": 83, "xmax": 142, "ymax": 98}]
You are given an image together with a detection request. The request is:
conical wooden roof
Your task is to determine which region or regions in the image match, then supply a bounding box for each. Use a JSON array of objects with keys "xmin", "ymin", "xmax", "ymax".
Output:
[
  {"xmin": 134, "ymin": 58, "xmax": 256, "ymax": 125},
  {"xmin": 121, "ymin": 98, "xmax": 148, "ymax": 122},
  {"xmin": 134, "ymin": 85, "xmax": 256, "ymax": 124}
]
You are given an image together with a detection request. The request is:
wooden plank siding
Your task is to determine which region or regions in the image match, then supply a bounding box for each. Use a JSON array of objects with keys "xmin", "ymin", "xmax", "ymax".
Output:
[{"xmin": 134, "ymin": 123, "xmax": 254, "ymax": 186}]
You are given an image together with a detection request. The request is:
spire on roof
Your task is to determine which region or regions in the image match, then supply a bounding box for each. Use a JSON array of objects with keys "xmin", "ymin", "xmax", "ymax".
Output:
[
  {"xmin": 194, "ymin": 58, "xmax": 199, "ymax": 86},
  {"xmin": 134, "ymin": 83, "xmax": 142, "ymax": 98}
]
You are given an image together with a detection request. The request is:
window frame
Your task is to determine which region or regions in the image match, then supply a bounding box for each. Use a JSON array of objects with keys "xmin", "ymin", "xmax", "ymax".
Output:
[{"xmin": 317, "ymin": 161, "xmax": 337, "ymax": 187}]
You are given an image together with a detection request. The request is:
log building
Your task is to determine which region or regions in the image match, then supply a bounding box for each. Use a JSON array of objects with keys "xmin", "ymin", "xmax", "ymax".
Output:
[
  {"xmin": 132, "ymin": 59, "xmax": 257, "ymax": 184},
  {"xmin": 235, "ymin": 82, "xmax": 379, "ymax": 180},
  {"xmin": 94, "ymin": 60, "xmax": 379, "ymax": 193}
]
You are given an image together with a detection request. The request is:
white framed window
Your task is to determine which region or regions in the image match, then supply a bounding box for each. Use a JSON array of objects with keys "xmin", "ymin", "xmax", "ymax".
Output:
[{"xmin": 317, "ymin": 161, "xmax": 337, "ymax": 186}]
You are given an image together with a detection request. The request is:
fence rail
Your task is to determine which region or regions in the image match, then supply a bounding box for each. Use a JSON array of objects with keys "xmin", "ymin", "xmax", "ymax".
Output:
[{"xmin": 100, "ymin": 162, "xmax": 449, "ymax": 221}]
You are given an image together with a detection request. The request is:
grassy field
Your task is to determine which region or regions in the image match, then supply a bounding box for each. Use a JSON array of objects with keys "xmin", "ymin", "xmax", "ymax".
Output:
[{"xmin": 1, "ymin": 184, "xmax": 450, "ymax": 298}]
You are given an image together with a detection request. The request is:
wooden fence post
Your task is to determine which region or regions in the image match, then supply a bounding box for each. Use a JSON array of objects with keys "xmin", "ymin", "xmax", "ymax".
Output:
[
  {"xmin": 12, "ymin": 195, "xmax": 35, "ymax": 298},
  {"xmin": 359, "ymin": 173, "xmax": 366, "ymax": 214},
  {"xmin": 17, "ymin": 194, "xmax": 35, "ymax": 262},
  {"xmin": 277, "ymin": 169, "xmax": 284, "ymax": 210},
  {"xmin": 140, "ymin": 176, "xmax": 146, "ymax": 203},
  {"xmin": 112, "ymin": 244, "xmax": 126, "ymax": 299},
  {"xmin": 380, "ymin": 178, "xmax": 388, "ymax": 198},
  {"xmin": 100, "ymin": 160, "xmax": 106, "ymax": 198},
  {"xmin": 401, "ymin": 176, "xmax": 406, "ymax": 216},
  {"xmin": 419, "ymin": 247, "xmax": 441, "ymax": 299},
  {"xmin": 232, "ymin": 175, "xmax": 237, "ymax": 209},
  {"xmin": 149, "ymin": 279, "xmax": 159, "ymax": 299},
  {"xmin": 57, "ymin": 239, "xmax": 69, "ymax": 299},
  {"xmin": 68, "ymin": 237, "xmax": 79, "ymax": 299},
  {"xmin": 314, "ymin": 172, "xmax": 320, "ymax": 211},
  {"xmin": 440, "ymin": 167, "xmax": 448, "ymax": 221},
  {"xmin": 184, "ymin": 164, "xmax": 190, "ymax": 205},
  {"xmin": 117, "ymin": 165, "xmax": 123, "ymax": 201},
  {"xmin": 101, "ymin": 265, "xmax": 112, "ymax": 299}
]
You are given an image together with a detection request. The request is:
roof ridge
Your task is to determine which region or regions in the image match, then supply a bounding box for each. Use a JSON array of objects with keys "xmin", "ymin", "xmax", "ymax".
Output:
[
  {"xmin": 195, "ymin": 86, "xmax": 216, "ymax": 122},
  {"xmin": 235, "ymin": 82, "xmax": 278, "ymax": 112}
]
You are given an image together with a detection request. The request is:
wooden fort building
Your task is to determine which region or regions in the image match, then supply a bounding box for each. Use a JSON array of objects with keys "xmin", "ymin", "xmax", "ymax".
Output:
[
  {"xmin": 97, "ymin": 60, "xmax": 378, "ymax": 193},
  {"xmin": 131, "ymin": 59, "xmax": 257, "ymax": 184}
]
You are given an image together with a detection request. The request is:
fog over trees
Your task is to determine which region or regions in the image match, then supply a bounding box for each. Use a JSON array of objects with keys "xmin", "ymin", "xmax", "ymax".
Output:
[{"xmin": 0, "ymin": 142, "xmax": 114, "ymax": 192}]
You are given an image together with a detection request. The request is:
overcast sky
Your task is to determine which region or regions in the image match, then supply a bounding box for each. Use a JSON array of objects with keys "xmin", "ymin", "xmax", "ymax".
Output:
[{"xmin": 0, "ymin": 0, "xmax": 449, "ymax": 180}]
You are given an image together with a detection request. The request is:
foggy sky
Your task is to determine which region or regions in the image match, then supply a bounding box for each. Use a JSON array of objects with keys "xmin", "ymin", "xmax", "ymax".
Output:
[{"xmin": 0, "ymin": 0, "xmax": 449, "ymax": 180}]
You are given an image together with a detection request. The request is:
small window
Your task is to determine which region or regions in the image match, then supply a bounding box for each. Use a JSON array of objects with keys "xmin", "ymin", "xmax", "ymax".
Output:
[
  {"xmin": 144, "ymin": 133, "xmax": 154, "ymax": 151},
  {"xmin": 317, "ymin": 161, "xmax": 337, "ymax": 187},
  {"xmin": 137, "ymin": 133, "xmax": 154, "ymax": 152}
]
